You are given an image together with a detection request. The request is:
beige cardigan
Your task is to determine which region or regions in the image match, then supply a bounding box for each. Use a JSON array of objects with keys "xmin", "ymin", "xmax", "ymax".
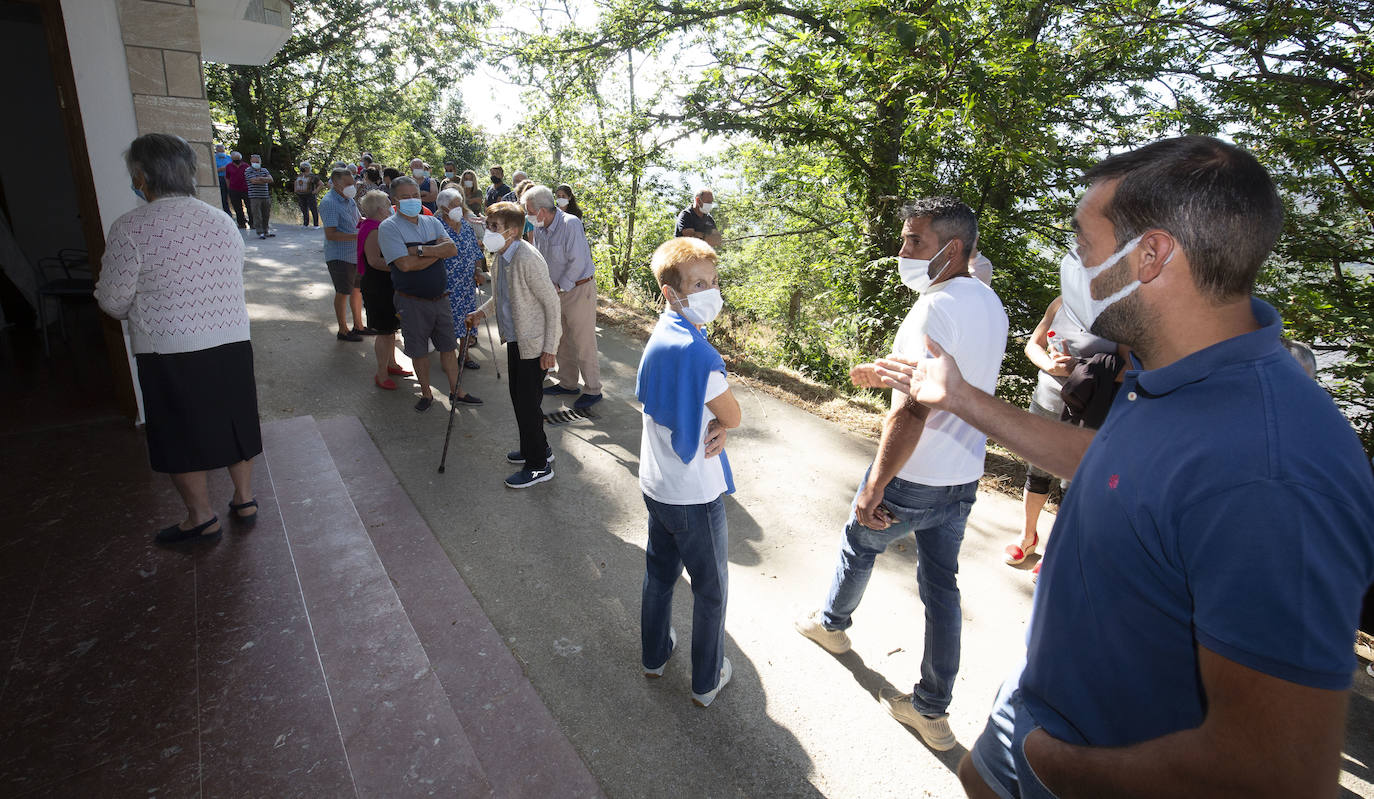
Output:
[{"xmin": 477, "ymin": 240, "xmax": 562, "ymax": 360}]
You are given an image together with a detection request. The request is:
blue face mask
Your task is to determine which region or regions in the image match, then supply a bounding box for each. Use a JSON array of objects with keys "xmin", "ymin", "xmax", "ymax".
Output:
[
  {"xmin": 397, "ymin": 198, "xmax": 423, "ymax": 217},
  {"xmin": 131, "ymin": 182, "xmax": 145, "ymax": 201}
]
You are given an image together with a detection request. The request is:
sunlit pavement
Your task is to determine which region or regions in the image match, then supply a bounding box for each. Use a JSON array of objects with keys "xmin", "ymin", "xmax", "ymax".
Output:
[{"xmin": 244, "ymin": 220, "xmax": 1374, "ymax": 798}]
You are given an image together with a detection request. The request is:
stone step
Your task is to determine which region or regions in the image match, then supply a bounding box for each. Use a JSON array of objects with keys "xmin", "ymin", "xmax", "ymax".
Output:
[
  {"xmin": 317, "ymin": 415, "xmax": 604, "ymax": 799},
  {"xmin": 261, "ymin": 416, "xmax": 492, "ymax": 797}
]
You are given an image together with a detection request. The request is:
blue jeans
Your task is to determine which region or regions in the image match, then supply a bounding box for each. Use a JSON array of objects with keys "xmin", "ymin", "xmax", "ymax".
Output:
[
  {"xmin": 822, "ymin": 468, "xmax": 977, "ymax": 715},
  {"xmin": 970, "ymin": 668, "xmax": 1062, "ymax": 799},
  {"xmin": 642, "ymin": 494, "xmax": 729, "ymax": 695}
]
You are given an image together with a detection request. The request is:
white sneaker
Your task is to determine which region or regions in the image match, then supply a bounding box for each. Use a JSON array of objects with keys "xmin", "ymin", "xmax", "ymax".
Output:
[
  {"xmin": 794, "ymin": 610, "xmax": 851, "ymax": 654},
  {"xmin": 879, "ymin": 687, "xmax": 956, "ymax": 751},
  {"xmin": 644, "ymin": 628, "xmax": 676, "ymax": 678},
  {"xmin": 692, "ymin": 657, "xmax": 732, "ymax": 707}
]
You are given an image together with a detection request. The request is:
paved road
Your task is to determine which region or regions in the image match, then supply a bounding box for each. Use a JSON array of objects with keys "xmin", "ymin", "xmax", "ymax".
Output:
[{"xmin": 243, "ymin": 221, "xmax": 1374, "ymax": 798}]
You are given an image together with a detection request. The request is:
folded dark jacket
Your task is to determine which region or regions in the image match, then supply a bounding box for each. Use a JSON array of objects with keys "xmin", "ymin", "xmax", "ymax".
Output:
[{"xmin": 1060, "ymin": 352, "xmax": 1125, "ymax": 429}]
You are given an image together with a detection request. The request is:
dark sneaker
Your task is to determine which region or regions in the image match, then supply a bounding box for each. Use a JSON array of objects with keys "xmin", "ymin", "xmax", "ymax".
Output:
[
  {"xmin": 415, "ymin": 396, "xmax": 434, "ymax": 413},
  {"xmin": 336, "ymin": 331, "xmax": 363, "ymax": 342},
  {"xmin": 450, "ymin": 391, "xmax": 483, "ymax": 406},
  {"xmin": 543, "ymin": 384, "xmax": 580, "ymax": 396},
  {"xmin": 352, "ymin": 326, "xmax": 378, "ymax": 336},
  {"xmin": 505, "ymin": 466, "xmax": 554, "ymax": 489},
  {"xmin": 573, "ymin": 392, "xmax": 603, "ymax": 410},
  {"xmin": 506, "ymin": 446, "xmax": 554, "ymax": 465},
  {"xmin": 464, "ymin": 360, "xmax": 480, "ymax": 370}
]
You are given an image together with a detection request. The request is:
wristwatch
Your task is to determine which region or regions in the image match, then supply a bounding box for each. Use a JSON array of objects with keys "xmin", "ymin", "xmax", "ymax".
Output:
[{"xmin": 417, "ymin": 245, "xmax": 425, "ymax": 257}]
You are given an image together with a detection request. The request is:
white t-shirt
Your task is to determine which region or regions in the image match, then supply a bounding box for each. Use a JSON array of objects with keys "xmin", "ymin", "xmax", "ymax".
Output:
[
  {"xmin": 639, "ymin": 370, "xmax": 731, "ymax": 505},
  {"xmin": 892, "ymin": 276, "xmax": 1008, "ymax": 486}
]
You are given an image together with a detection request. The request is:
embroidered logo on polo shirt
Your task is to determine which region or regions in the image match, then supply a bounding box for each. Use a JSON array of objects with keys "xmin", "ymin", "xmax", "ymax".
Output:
[{"xmin": 1108, "ymin": 474, "xmax": 1120, "ymax": 489}]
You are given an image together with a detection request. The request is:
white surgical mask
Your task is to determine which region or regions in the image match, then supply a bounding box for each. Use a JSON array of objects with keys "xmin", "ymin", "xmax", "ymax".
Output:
[
  {"xmin": 483, "ymin": 230, "xmax": 507, "ymax": 253},
  {"xmin": 897, "ymin": 240, "xmax": 952, "ymax": 294},
  {"xmin": 701, "ymin": 202, "xmax": 715, "ymax": 213},
  {"xmin": 675, "ymin": 287, "xmax": 723, "ymax": 326},
  {"xmin": 447, "ymin": 207, "xmax": 464, "ymax": 224},
  {"xmin": 444, "ymin": 171, "xmax": 455, "ymax": 179},
  {"xmin": 526, "ymin": 213, "xmax": 545, "ymax": 229},
  {"xmin": 463, "ymin": 180, "xmax": 474, "ymax": 188},
  {"xmin": 1059, "ymin": 234, "xmax": 1149, "ymax": 331},
  {"xmin": 342, "ymin": 184, "xmax": 357, "ymax": 199},
  {"xmin": 251, "ymin": 160, "xmax": 261, "ymax": 167},
  {"xmin": 556, "ymin": 197, "xmax": 569, "ymax": 208},
  {"xmin": 412, "ymin": 168, "xmax": 424, "ymax": 178}
]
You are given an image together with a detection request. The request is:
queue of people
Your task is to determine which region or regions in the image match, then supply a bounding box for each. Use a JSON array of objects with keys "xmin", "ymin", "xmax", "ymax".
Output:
[{"xmin": 96, "ymin": 132, "xmax": 1374, "ymax": 799}]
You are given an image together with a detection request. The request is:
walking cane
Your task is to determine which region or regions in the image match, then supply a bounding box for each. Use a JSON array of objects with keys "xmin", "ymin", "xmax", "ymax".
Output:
[{"xmin": 437, "ymin": 336, "xmax": 471, "ymax": 474}]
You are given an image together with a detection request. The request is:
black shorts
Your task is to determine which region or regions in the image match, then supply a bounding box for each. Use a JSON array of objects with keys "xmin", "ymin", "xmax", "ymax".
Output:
[
  {"xmin": 360, "ymin": 267, "xmax": 399, "ymax": 333},
  {"xmin": 327, "ymin": 260, "xmax": 359, "ymax": 294}
]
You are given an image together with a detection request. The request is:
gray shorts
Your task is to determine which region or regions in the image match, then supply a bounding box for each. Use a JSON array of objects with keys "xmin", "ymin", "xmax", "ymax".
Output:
[
  {"xmin": 327, "ymin": 260, "xmax": 359, "ymax": 294},
  {"xmin": 394, "ymin": 292, "xmax": 457, "ymax": 358}
]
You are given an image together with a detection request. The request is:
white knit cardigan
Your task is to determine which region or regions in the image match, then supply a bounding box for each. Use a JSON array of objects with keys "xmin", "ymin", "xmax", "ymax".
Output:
[{"xmin": 95, "ymin": 195, "xmax": 251, "ymax": 355}]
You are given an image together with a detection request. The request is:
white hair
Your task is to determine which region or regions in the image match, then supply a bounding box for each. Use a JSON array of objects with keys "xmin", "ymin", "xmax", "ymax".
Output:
[
  {"xmin": 523, "ymin": 184, "xmax": 556, "ymax": 211},
  {"xmin": 436, "ymin": 187, "xmax": 463, "ymax": 210},
  {"xmin": 357, "ymin": 189, "xmax": 392, "ymax": 217}
]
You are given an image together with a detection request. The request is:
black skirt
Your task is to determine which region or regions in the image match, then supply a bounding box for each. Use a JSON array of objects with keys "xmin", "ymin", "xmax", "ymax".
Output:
[
  {"xmin": 360, "ymin": 266, "xmax": 400, "ymax": 333},
  {"xmin": 136, "ymin": 341, "xmax": 263, "ymax": 474}
]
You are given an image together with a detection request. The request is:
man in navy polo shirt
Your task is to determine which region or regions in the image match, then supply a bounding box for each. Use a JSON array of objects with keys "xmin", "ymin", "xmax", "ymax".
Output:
[{"xmin": 876, "ymin": 136, "xmax": 1374, "ymax": 798}]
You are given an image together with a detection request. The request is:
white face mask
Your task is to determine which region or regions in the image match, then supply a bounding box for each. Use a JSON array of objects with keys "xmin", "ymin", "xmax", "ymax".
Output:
[
  {"xmin": 251, "ymin": 160, "xmax": 261, "ymax": 167},
  {"xmin": 897, "ymin": 240, "xmax": 952, "ymax": 293},
  {"xmin": 701, "ymin": 202, "xmax": 715, "ymax": 213},
  {"xmin": 556, "ymin": 197, "xmax": 569, "ymax": 208},
  {"xmin": 444, "ymin": 171, "xmax": 455, "ymax": 179},
  {"xmin": 342, "ymin": 184, "xmax": 357, "ymax": 199},
  {"xmin": 412, "ymin": 168, "xmax": 425, "ymax": 178},
  {"xmin": 1059, "ymin": 234, "xmax": 1148, "ymax": 331},
  {"xmin": 483, "ymin": 230, "xmax": 507, "ymax": 253},
  {"xmin": 463, "ymin": 180, "xmax": 473, "ymax": 188},
  {"xmin": 526, "ymin": 213, "xmax": 545, "ymax": 229},
  {"xmin": 674, "ymin": 287, "xmax": 723, "ymax": 326},
  {"xmin": 447, "ymin": 207, "xmax": 464, "ymax": 224}
]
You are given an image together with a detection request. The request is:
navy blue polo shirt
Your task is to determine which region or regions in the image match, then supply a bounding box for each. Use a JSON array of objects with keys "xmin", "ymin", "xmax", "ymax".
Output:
[{"xmin": 1020, "ymin": 299, "xmax": 1374, "ymax": 748}]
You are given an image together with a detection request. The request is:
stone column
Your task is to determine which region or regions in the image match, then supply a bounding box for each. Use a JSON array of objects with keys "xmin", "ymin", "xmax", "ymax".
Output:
[{"xmin": 117, "ymin": 0, "xmax": 218, "ymax": 208}]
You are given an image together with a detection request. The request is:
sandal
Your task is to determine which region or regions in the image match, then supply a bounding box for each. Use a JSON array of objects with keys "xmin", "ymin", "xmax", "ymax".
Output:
[
  {"xmin": 387, "ymin": 365, "xmax": 413, "ymax": 377},
  {"xmin": 228, "ymin": 498, "xmax": 259, "ymax": 528},
  {"xmin": 1004, "ymin": 533, "xmax": 1038, "ymax": 566},
  {"xmin": 155, "ymin": 516, "xmax": 221, "ymax": 544},
  {"xmin": 375, "ymin": 375, "xmax": 398, "ymax": 391}
]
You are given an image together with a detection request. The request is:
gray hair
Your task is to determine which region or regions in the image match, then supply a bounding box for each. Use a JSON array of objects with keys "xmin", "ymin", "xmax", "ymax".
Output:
[
  {"xmin": 1282, "ymin": 339, "xmax": 1318, "ymax": 378},
  {"xmin": 125, "ymin": 133, "xmax": 197, "ymax": 197},
  {"xmin": 329, "ymin": 167, "xmax": 353, "ymax": 183},
  {"xmin": 436, "ymin": 187, "xmax": 463, "ymax": 210},
  {"xmin": 511, "ymin": 171, "xmax": 528, "ymax": 184},
  {"xmin": 391, "ymin": 176, "xmax": 419, "ymax": 192},
  {"xmin": 523, "ymin": 184, "xmax": 556, "ymax": 211},
  {"xmin": 357, "ymin": 190, "xmax": 392, "ymax": 217}
]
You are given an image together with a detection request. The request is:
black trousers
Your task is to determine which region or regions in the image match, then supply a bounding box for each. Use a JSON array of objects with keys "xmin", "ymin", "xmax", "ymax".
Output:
[
  {"xmin": 228, "ymin": 189, "xmax": 252, "ymax": 227},
  {"xmin": 296, "ymin": 192, "xmax": 319, "ymax": 226},
  {"xmin": 507, "ymin": 342, "xmax": 549, "ymax": 470},
  {"xmin": 218, "ymin": 177, "xmax": 231, "ymax": 215}
]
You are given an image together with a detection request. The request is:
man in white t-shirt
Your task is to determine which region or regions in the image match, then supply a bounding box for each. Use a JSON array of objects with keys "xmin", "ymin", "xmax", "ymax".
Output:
[
  {"xmin": 796, "ymin": 197, "xmax": 1008, "ymax": 750},
  {"xmin": 636, "ymin": 237, "xmax": 741, "ymax": 708}
]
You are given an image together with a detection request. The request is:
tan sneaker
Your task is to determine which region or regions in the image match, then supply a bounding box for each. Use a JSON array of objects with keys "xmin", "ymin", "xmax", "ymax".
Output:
[
  {"xmin": 794, "ymin": 610, "xmax": 852, "ymax": 654},
  {"xmin": 879, "ymin": 687, "xmax": 956, "ymax": 751}
]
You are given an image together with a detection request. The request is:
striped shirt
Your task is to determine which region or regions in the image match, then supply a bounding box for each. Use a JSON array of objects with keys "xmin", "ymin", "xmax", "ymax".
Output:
[{"xmin": 244, "ymin": 165, "xmax": 272, "ymax": 198}]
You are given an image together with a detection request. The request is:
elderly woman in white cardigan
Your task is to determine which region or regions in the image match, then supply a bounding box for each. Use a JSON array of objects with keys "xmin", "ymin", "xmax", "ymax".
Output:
[
  {"xmin": 466, "ymin": 201, "xmax": 561, "ymax": 489},
  {"xmin": 95, "ymin": 133, "xmax": 262, "ymax": 544}
]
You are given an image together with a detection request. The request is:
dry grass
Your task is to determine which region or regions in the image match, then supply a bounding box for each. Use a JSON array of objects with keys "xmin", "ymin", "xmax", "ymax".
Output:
[{"xmin": 597, "ymin": 296, "xmax": 1061, "ymax": 506}]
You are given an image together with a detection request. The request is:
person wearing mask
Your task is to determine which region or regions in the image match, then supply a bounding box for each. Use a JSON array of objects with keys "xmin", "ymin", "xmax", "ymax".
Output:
[
  {"xmin": 465, "ymin": 202, "xmax": 562, "ymax": 489},
  {"xmin": 214, "ymin": 143, "xmax": 232, "ymax": 216},
  {"xmin": 95, "ymin": 133, "xmax": 262, "ymax": 544},
  {"xmin": 485, "ymin": 165, "xmax": 512, "ymax": 208},
  {"xmin": 460, "ymin": 169, "xmax": 484, "ymax": 211},
  {"xmin": 442, "ymin": 161, "xmax": 458, "ymax": 186},
  {"xmin": 244, "ymin": 154, "xmax": 274, "ymax": 239},
  {"xmin": 795, "ymin": 197, "xmax": 1008, "ymax": 753},
  {"xmin": 675, "ymin": 189, "xmax": 722, "ymax": 247},
  {"xmin": 525, "ymin": 185, "xmax": 602, "ymax": 409},
  {"xmin": 412, "ymin": 157, "xmax": 439, "ymax": 211},
  {"xmin": 1003, "ymin": 296, "xmax": 1124, "ymax": 572},
  {"xmin": 224, "ymin": 150, "xmax": 252, "ymax": 229},
  {"xmin": 377, "ymin": 177, "xmax": 461, "ymax": 413},
  {"xmin": 555, "ymin": 184, "xmax": 584, "ymax": 220},
  {"xmin": 435, "ymin": 187, "xmax": 485, "ymax": 387},
  {"xmin": 872, "ymin": 136, "xmax": 1374, "ymax": 799},
  {"xmin": 320, "ymin": 167, "xmax": 370, "ymax": 341},
  {"xmin": 356, "ymin": 189, "xmax": 411, "ymax": 390},
  {"xmin": 636, "ymin": 236, "xmax": 741, "ymax": 708},
  {"xmin": 294, "ymin": 161, "xmax": 323, "ymax": 229}
]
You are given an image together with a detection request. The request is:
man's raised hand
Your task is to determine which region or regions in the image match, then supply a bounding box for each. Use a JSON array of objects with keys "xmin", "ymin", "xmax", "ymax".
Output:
[
  {"xmin": 875, "ymin": 337, "xmax": 965, "ymax": 411},
  {"xmin": 849, "ymin": 362, "xmax": 888, "ymax": 389}
]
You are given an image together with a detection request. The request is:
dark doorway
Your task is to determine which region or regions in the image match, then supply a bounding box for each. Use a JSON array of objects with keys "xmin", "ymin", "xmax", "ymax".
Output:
[{"xmin": 0, "ymin": 0, "xmax": 130, "ymax": 434}]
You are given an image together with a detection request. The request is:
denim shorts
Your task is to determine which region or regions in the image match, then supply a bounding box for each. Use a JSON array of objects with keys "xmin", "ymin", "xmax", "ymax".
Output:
[{"xmin": 969, "ymin": 674, "xmax": 1061, "ymax": 799}]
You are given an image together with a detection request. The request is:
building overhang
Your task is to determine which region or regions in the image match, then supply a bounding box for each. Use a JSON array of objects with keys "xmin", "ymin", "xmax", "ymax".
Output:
[{"xmin": 197, "ymin": 0, "xmax": 292, "ymax": 66}]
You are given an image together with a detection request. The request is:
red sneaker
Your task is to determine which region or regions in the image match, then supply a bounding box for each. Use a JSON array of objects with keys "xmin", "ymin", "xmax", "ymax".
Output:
[
  {"xmin": 387, "ymin": 365, "xmax": 413, "ymax": 377},
  {"xmin": 374, "ymin": 375, "xmax": 398, "ymax": 390}
]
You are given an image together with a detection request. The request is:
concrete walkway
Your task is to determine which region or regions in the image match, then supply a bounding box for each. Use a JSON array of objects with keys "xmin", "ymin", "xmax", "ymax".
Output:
[{"xmin": 243, "ymin": 221, "xmax": 1374, "ymax": 798}]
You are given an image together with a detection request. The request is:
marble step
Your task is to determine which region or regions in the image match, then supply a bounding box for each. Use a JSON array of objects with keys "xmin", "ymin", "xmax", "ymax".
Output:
[
  {"xmin": 317, "ymin": 415, "xmax": 604, "ymax": 799},
  {"xmin": 261, "ymin": 416, "xmax": 492, "ymax": 797}
]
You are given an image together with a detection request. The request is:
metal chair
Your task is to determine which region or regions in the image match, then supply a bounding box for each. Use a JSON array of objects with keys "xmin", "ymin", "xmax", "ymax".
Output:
[{"xmin": 30, "ymin": 249, "xmax": 94, "ymax": 355}]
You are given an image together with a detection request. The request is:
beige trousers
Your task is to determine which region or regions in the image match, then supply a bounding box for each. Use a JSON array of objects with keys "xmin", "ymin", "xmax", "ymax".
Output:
[{"xmin": 554, "ymin": 279, "xmax": 601, "ymax": 394}]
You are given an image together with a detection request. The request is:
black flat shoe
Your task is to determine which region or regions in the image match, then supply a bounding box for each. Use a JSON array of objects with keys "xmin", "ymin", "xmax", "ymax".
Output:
[
  {"xmin": 464, "ymin": 360, "xmax": 480, "ymax": 371},
  {"xmin": 155, "ymin": 516, "xmax": 221, "ymax": 544},
  {"xmin": 228, "ymin": 498, "xmax": 259, "ymax": 527},
  {"xmin": 415, "ymin": 396, "xmax": 434, "ymax": 413}
]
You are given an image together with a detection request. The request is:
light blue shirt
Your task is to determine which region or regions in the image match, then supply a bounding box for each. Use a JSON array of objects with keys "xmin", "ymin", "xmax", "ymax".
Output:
[
  {"xmin": 532, "ymin": 209, "xmax": 595, "ymax": 290},
  {"xmin": 319, "ymin": 190, "xmax": 360, "ymax": 263}
]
